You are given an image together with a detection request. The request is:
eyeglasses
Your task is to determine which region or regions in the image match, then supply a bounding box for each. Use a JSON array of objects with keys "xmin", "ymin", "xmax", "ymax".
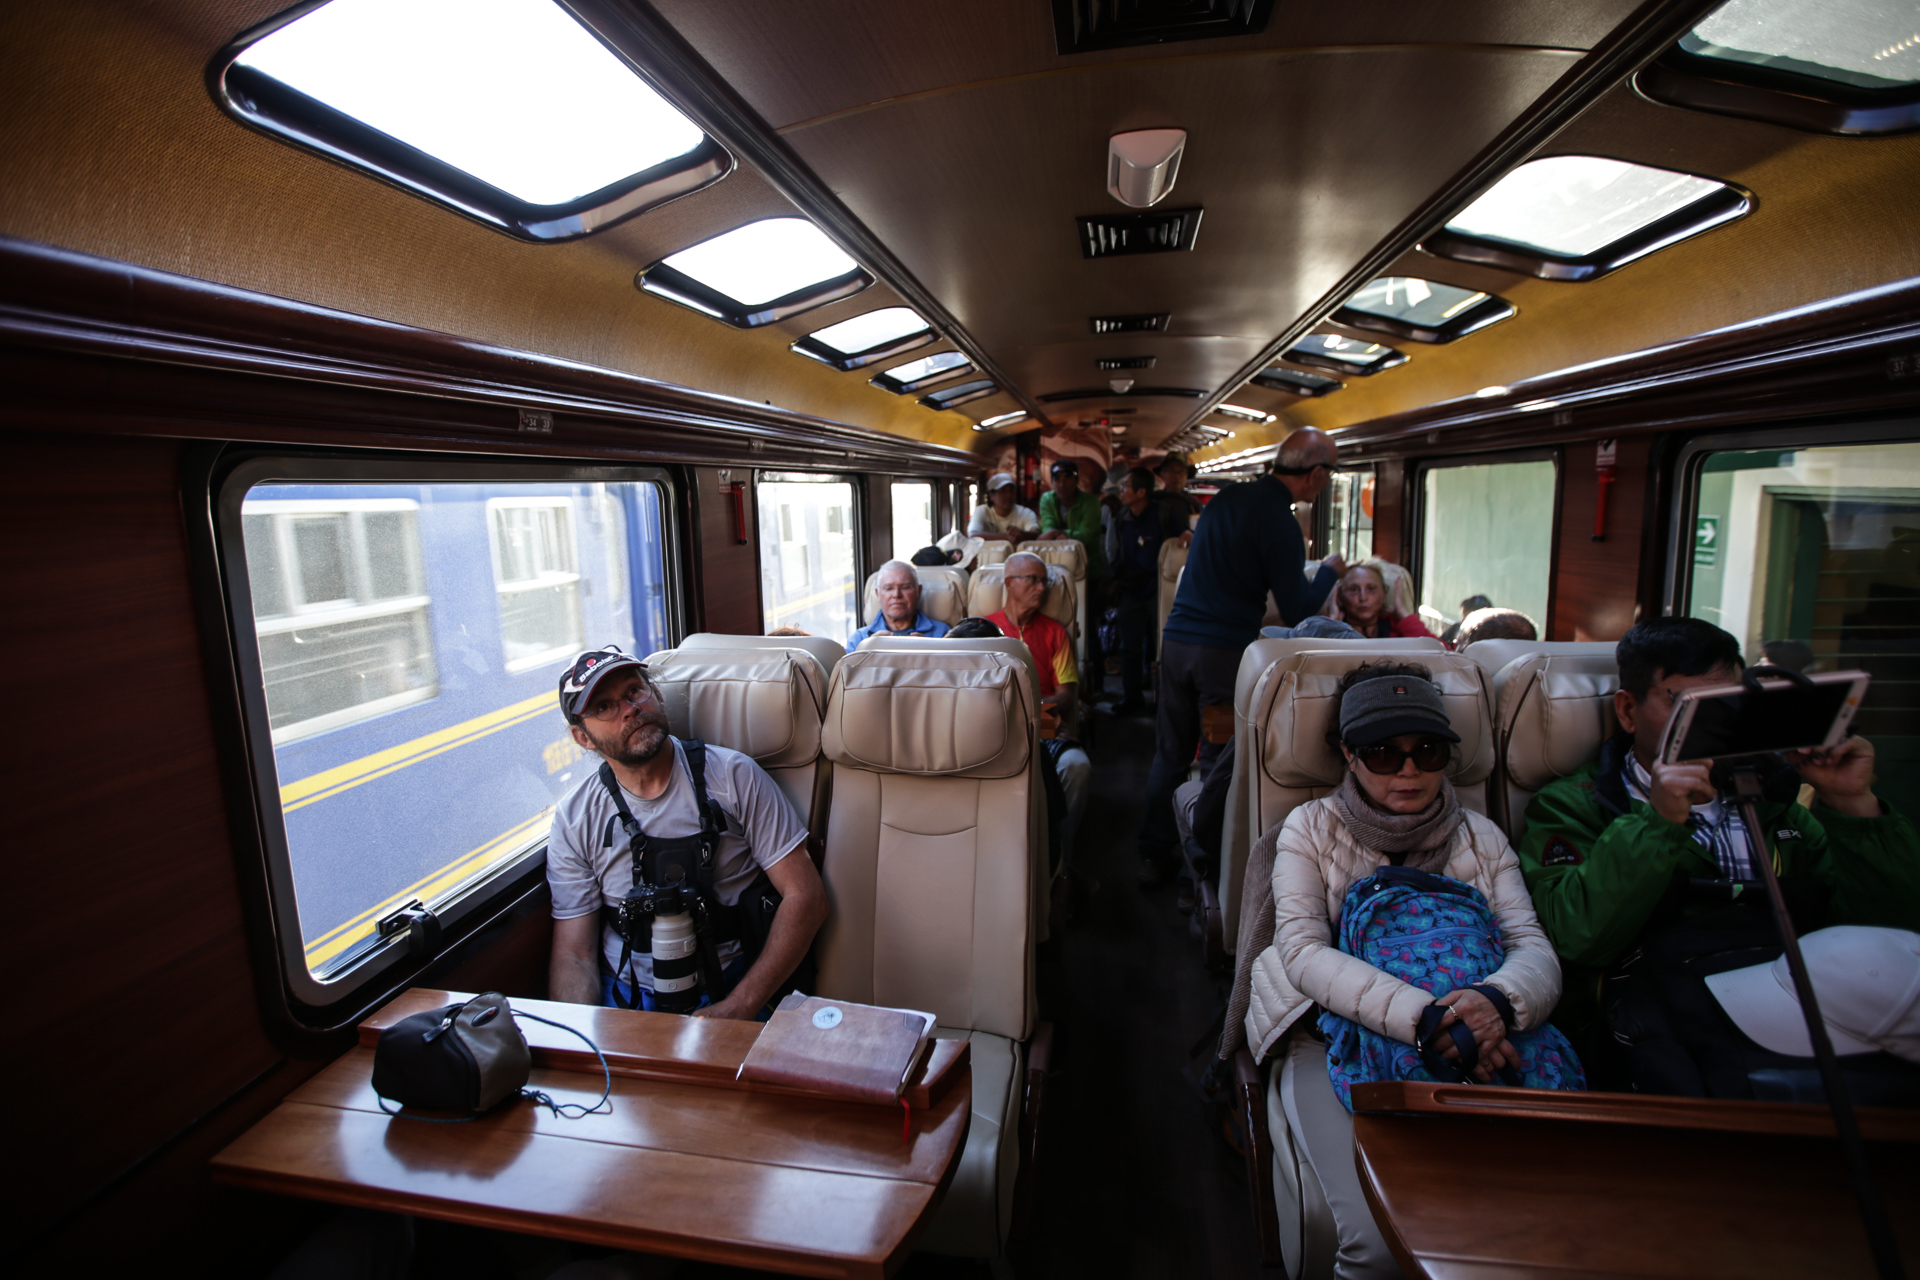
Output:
[
  {"xmin": 1350, "ymin": 738, "xmax": 1451, "ymax": 775},
  {"xmin": 1005, "ymin": 573, "xmax": 1046, "ymax": 584},
  {"xmin": 583, "ymin": 682, "xmax": 659, "ymax": 723}
]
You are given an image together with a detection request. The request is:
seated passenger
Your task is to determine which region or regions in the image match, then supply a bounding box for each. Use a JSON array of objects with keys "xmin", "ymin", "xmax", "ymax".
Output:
[
  {"xmin": 1324, "ymin": 560, "xmax": 1437, "ymax": 641},
  {"xmin": 981, "ymin": 558, "xmax": 1092, "ymax": 873},
  {"xmin": 848, "ymin": 559, "xmax": 952, "ymax": 646},
  {"xmin": 1252, "ymin": 663, "xmax": 1562, "ymax": 1279},
  {"xmin": 545, "ymin": 647, "xmax": 828, "ymax": 1018},
  {"xmin": 1454, "ymin": 606, "xmax": 1537, "ymax": 647},
  {"xmin": 1519, "ymin": 617, "xmax": 1920, "ymax": 1074},
  {"xmin": 1439, "ymin": 593, "xmax": 1494, "ymax": 646},
  {"xmin": 767, "ymin": 625, "xmax": 811, "ymax": 637},
  {"xmin": 966, "ymin": 471, "xmax": 1039, "ymax": 544}
]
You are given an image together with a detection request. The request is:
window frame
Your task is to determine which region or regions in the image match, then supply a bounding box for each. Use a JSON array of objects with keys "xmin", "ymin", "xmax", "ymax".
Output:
[
  {"xmin": 754, "ymin": 470, "xmax": 867, "ymax": 637},
  {"xmin": 871, "ymin": 352, "xmax": 976, "ymax": 395},
  {"xmin": 1408, "ymin": 446, "xmax": 1564, "ymax": 635},
  {"xmin": 1421, "ymin": 156, "xmax": 1754, "ymax": 283},
  {"xmin": 207, "ymin": 0, "xmax": 735, "ymax": 243},
  {"xmin": 1282, "ymin": 334, "xmax": 1409, "ymax": 378},
  {"xmin": 209, "ymin": 451, "xmax": 683, "ymax": 1034},
  {"xmin": 1252, "ymin": 366, "xmax": 1343, "ymax": 397},
  {"xmin": 1663, "ymin": 420, "xmax": 1920, "ymax": 620},
  {"xmin": 635, "ymin": 224, "xmax": 875, "ymax": 329},
  {"xmin": 919, "ymin": 378, "xmax": 999, "ymax": 411},
  {"xmin": 1333, "ymin": 281, "xmax": 1517, "ymax": 345},
  {"xmin": 1635, "ymin": 46, "xmax": 1920, "ymax": 138},
  {"xmin": 889, "ymin": 479, "xmax": 938, "ymax": 558},
  {"xmin": 790, "ymin": 310, "xmax": 937, "ymax": 372}
]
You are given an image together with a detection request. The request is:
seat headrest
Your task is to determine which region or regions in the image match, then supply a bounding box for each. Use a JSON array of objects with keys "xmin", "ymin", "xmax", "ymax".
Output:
[
  {"xmin": 861, "ymin": 566, "xmax": 969, "ymax": 629},
  {"xmin": 641, "ymin": 647, "xmax": 826, "ymax": 768},
  {"xmin": 1463, "ymin": 639, "xmax": 1615, "ymax": 675},
  {"xmin": 966, "ymin": 563, "xmax": 1078, "ymax": 633},
  {"xmin": 1497, "ymin": 652, "xmax": 1621, "ymax": 790},
  {"xmin": 857, "ymin": 633, "xmax": 1039, "ymax": 698},
  {"xmin": 1158, "ymin": 540, "xmax": 1188, "ymax": 581},
  {"xmin": 824, "ymin": 648, "xmax": 1033, "ymax": 778},
  {"xmin": 676, "ymin": 632, "xmax": 846, "ymax": 675},
  {"xmin": 975, "ymin": 540, "xmax": 1013, "ymax": 566},
  {"xmin": 1234, "ymin": 636, "xmax": 1449, "ymax": 716},
  {"xmin": 1014, "ymin": 539, "xmax": 1088, "ymax": 580},
  {"xmin": 1250, "ymin": 650, "xmax": 1495, "ymax": 789}
]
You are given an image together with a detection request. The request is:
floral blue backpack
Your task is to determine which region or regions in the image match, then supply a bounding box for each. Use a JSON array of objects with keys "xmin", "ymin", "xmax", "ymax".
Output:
[{"xmin": 1317, "ymin": 865, "xmax": 1585, "ymax": 1110}]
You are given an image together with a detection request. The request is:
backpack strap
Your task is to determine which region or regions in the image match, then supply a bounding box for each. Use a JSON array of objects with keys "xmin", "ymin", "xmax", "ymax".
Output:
[{"xmin": 681, "ymin": 738, "xmax": 722, "ymax": 874}]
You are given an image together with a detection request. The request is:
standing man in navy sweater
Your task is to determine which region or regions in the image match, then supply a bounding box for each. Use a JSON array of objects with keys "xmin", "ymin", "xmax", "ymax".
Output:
[{"xmin": 1140, "ymin": 428, "xmax": 1346, "ymax": 887}]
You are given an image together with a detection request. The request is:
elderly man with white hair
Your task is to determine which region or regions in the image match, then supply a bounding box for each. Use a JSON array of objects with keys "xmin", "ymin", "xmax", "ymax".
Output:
[{"xmin": 849, "ymin": 559, "xmax": 951, "ymax": 647}]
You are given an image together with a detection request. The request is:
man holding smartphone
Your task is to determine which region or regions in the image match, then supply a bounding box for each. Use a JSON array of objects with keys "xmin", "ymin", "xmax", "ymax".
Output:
[{"xmin": 1517, "ymin": 617, "xmax": 1920, "ymax": 1074}]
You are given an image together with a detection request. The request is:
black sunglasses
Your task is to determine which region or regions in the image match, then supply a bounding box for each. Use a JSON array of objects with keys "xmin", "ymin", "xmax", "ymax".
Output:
[{"xmin": 1349, "ymin": 738, "xmax": 1451, "ymax": 775}]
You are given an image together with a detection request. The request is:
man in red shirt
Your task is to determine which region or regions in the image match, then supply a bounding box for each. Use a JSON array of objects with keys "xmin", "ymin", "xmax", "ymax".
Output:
[{"xmin": 987, "ymin": 552, "xmax": 1090, "ymax": 871}]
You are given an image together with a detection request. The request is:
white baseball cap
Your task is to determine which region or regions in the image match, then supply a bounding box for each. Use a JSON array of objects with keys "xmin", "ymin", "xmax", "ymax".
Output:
[
  {"xmin": 987, "ymin": 472, "xmax": 1016, "ymax": 491},
  {"xmin": 1705, "ymin": 926, "xmax": 1920, "ymax": 1062}
]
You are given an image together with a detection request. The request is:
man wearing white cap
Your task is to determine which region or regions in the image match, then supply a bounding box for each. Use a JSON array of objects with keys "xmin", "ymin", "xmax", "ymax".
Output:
[
  {"xmin": 967, "ymin": 472, "xmax": 1039, "ymax": 544},
  {"xmin": 1708, "ymin": 926, "xmax": 1920, "ymax": 1068}
]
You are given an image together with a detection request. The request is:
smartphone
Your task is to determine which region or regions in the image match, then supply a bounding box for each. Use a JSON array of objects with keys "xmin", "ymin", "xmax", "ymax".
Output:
[{"xmin": 1659, "ymin": 670, "xmax": 1869, "ymax": 764}]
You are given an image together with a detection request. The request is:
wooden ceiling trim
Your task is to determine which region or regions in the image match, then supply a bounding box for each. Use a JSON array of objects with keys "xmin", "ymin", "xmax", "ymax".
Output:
[
  {"xmin": 571, "ymin": 0, "xmax": 1054, "ymax": 430},
  {"xmin": 1175, "ymin": 0, "xmax": 1734, "ymax": 437},
  {"xmin": 0, "ymin": 236, "xmax": 981, "ymax": 475}
]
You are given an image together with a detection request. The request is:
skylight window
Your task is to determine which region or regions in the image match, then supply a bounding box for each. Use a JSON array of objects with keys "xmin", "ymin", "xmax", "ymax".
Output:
[
  {"xmin": 215, "ymin": 0, "xmax": 730, "ymax": 240},
  {"xmin": 791, "ymin": 307, "xmax": 934, "ymax": 370},
  {"xmin": 1682, "ymin": 0, "xmax": 1920, "ymax": 89},
  {"xmin": 1428, "ymin": 156, "xmax": 1748, "ymax": 281},
  {"xmin": 1284, "ymin": 334, "xmax": 1407, "ymax": 377},
  {"xmin": 1335, "ymin": 277, "xmax": 1515, "ymax": 344},
  {"xmin": 638, "ymin": 218, "xmax": 873, "ymax": 328},
  {"xmin": 975, "ymin": 411, "xmax": 1029, "ymax": 431},
  {"xmin": 919, "ymin": 379, "xmax": 997, "ymax": 411},
  {"xmin": 872, "ymin": 351, "xmax": 973, "ymax": 395},
  {"xmin": 1251, "ymin": 367, "xmax": 1342, "ymax": 397}
]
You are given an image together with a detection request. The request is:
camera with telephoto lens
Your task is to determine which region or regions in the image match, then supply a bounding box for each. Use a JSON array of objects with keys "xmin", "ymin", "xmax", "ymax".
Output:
[{"xmin": 621, "ymin": 867, "xmax": 709, "ymax": 1014}]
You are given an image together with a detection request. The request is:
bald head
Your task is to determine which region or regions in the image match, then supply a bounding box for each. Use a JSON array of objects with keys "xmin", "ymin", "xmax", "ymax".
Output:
[
  {"xmin": 1271, "ymin": 427, "xmax": 1339, "ymax": 501},
  {"xmin": 1005, "ymin": 552, "xmax": 1046, "ymax": 579}
]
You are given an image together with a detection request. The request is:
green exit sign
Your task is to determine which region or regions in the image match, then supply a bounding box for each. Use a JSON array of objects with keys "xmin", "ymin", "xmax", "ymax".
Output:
[{"xmin": 1694, "ymin": 515, "xmax": 1719, "ymax": 567}]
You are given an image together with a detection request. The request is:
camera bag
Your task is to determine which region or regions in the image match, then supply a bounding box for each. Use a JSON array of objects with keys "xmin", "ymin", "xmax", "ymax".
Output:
[{"xmin": 372, "ymin": 992, "xmax": 532, "ymax": 1113}]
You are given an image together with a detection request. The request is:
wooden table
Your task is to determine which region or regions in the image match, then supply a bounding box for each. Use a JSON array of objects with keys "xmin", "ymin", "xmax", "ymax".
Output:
[
  {"xmin": 211, "ymin": 990, "xmax": 971, "ymax": 1280},
  {"xmin": 1350, "ymin": 1082, "xmax": 1920, "ymax": 1280}
]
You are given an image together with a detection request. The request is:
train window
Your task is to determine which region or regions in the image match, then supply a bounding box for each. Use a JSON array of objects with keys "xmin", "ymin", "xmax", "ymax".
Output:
[
  {"xmin": 638, "ymin": 218, "xmax": 874, "ymax": 328},
  {"xmin": 873, "ymin": 351, "xmax": 974, "ymax": 395},
  {"xmin": 920, "ymin": 378, "xmax": 999, "ymax": 410},
  {"xmin": 758, "ymin": 474, "xmax": 860, "ymax": 640},
  {"xmin": 792, "ymin": 308, "xmax": 935, "ymax": 371},
  {"xmin": 214, "ymin": 0, "xmax": 729, "ymax": 242},
  {"xmin": 1416, "ymin": 454, "xmax": 1557, "ymax": 635},
  {"xmin": 220, "ymin": 461, "xmax": 677, "ymax": 1017},
  {"xmin": 1681, "ymin": 436, "xmax": 1920, "ymax": 817},
  {"xmin": 1324, "ymin": 468, "xmax": 1377, "ymax": 565},
  {"xmin": 1251, "ymin": 366, "xmax": 1343, "ymax": 397},
  {"xmin": 1283, "ymin": 334, "xmax": 1408, "ymax": 377},
  {"xmin": 891, "ymin": 481, "xmax": 936, "ymax": 556},
  {"xmin": 1333, "ymin": 277, "xmax": 1516, "ymax": 345},
  {"xmin": 1638, "ymin": 0, "xmax": 1920, "ymax": 136},
  {"xmin": 1424, "ymin": 156, "xmax": 1750, "ymax": 282}
]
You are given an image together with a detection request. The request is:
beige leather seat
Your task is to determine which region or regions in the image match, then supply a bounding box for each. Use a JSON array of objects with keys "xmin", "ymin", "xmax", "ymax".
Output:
[
  {"xmin": 1217, "ymin": 637, "xmax": 1455, "ymax": 962},
  {"xmin": 1463, "ymin": 638, "xmax": 1615, "ymax": 678},
  {"xmin": 858, "ymin": 564, "xmax": 969, "ymax": 632},
  {"xmin": 640, "ymin": 644, "xmax": 832, "ymax": 861},
  {"xmin": 1157, "ymin": 540, "xmax": 1188, "ymax": 649},
  {"xmin": 676, "ymin": 631, "xmax": 846, "ymax": 678},
  {"xmin": 966, "ymin": 562, "xmax": 1078, "ymax": 638},
  {"xmin": 815, "ymin": 645, "xmax": 1046, "ymax": 1257},
  {"xmin": 1493, "ymin": 649, "xmax": 1621, "ymax": 839},
  {"xmin": 974, "ymin": 539, "xmax": 1013, "ymax": 567},
  {"xmin": 1015, "ymin": 539, "xmax": 1090, "ymax": 662}
]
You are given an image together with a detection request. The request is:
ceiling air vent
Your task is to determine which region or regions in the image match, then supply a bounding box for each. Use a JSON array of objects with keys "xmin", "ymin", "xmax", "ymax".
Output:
[
  {"xmin": 1091, "ymin": 313, "xmax": 1171, "ymax": 334},
  {"xmin": 1038, "ymin": 386, "xmax": 1204, "ymax": 402},
  {"xmin": 1077, "ymin": 208, "xmax": 1202, "ymax": 259},
  {"xmin": 1053, "ymin": 0, "xmax": 1275, "ymax": 55},
  {"xmin": 1096, "ymin": 356, "xmax": 1156, "ymax": 370}
]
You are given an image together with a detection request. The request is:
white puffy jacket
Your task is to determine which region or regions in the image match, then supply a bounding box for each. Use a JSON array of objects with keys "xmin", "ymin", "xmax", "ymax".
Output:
[{"xmin": 1244, "ymin": 797, "xmax": 1562, "ymax": 1063}]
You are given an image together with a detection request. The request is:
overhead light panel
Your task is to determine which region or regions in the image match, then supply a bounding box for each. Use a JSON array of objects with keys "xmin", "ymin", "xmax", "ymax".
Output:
[
  {"xmin": 975, "ymin": 411, "xmax": 1028, "ymax": 431},
  {"xmin": 1107, "ymin": 128, "xmax": 1187, "ymax": 208},
  {"xmin": 791, "ymin": 306, "xmax": 933, "ymax": 370},
  {"xmin": 1213, "ymin": 404, "xmax": 1275, "ymax": 424},
  {"xmin": 639, "ymin": 217, "xmax": 871, "ymax": 328},
  {"xmin": 1335, "ymin": 277, "xmax": 1514, "ymax": 344},
  {"xmin": 872, "ymin": 350, "xmax": 972, "ymax": 395},
  {"xmin": 1681, "ymin": 0, "xmax": 1920, "ymax": 90},
  {"xmin": 1109, "ymin": 377, "xmax": 1135, "ymax": 394}
]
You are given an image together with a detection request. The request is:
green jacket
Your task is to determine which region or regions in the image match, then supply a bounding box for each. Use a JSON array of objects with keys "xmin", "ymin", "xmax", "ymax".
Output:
[
  {"xmin": 1038, "ymin": 489, "xmax": 1109, "ymax": 581},
  {"xmin": 1519, "ymin": 734, "xmax": 1920, "ymax": 1035}
]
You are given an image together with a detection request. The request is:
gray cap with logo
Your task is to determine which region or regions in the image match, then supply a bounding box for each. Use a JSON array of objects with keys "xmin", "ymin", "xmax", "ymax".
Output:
[{"xmin": 1338, "ymin": 673, "xmax": 1460, "ymax": 747}]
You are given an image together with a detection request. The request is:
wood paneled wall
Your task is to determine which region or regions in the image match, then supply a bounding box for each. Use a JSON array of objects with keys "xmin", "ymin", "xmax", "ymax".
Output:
[
  {"xmin": 1369, "ymin": 459, "xmax": 1408, "ymax": 564},
  {"xmin": 1552, "ymin": 435, "xmax": 1653, "ymax": 641},
  {"xmin": 689, "ymin": 466, "xmax": 763, "ymax": 636}
]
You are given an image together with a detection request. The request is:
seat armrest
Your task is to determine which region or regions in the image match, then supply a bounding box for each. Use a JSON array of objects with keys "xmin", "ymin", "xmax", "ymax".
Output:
[
  {"xmin": 1011, "ymin": 1021, "xmax": 1055, "ymax": 1240},
  {"xmin": 1234, "ymin": 1046, "xmax": 1283, "ymax": 1267}
]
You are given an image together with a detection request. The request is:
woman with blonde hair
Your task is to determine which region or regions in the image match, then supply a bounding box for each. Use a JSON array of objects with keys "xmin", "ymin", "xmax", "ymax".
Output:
[{"xmin": 1324, "ymin": 558, "xmax": 1438, "ymax": 641}]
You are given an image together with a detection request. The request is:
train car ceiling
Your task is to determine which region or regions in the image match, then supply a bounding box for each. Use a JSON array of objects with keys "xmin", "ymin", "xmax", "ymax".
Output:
[{"xmin": 1, "ymin": 0, "xmax": 1916, "ymax": 461}]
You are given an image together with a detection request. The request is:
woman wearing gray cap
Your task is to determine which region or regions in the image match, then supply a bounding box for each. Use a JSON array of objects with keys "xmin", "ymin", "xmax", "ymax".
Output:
[
  {"xmin": 967, "ymin": 472, "xmax": 1038, "ymax": 544},
  {"xmin": 1243, "ymin": 662, "xmax": 1563, "ymax": 1279}
]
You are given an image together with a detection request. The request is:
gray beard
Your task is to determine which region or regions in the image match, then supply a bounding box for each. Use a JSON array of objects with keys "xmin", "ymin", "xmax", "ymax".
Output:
[{"xmin": 591, "ymin": 713, "xmax": 672, "ymax": 768}]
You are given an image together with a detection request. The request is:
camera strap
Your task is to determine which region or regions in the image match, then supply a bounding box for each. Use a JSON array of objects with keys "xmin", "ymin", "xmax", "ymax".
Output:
[{"xmin": 596, "ymin": 740, "xmax": 729, "ymax": 1009}]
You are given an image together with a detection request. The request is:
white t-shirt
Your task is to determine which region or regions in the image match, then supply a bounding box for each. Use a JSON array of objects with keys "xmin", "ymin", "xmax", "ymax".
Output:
[
  {"xmin": 547, "ymin": 739, "xmax": 807, "ymax": 985},
  {"xmin": 968, "ymin": 501, "xmax": 1039, "ymax": 538}
]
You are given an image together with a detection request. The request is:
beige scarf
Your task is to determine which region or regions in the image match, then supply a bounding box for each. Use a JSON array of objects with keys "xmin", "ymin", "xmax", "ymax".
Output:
[{"xmin": 1329, "ymin": 770, "xmax": 1463, "ymax": 871}]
